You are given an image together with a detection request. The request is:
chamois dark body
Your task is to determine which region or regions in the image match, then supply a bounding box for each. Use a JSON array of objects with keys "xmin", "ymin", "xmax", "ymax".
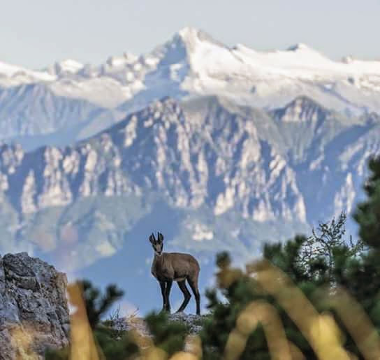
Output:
[{"xmin": 149, "ymin": 233, "xmax": 201, "ymax": 315}]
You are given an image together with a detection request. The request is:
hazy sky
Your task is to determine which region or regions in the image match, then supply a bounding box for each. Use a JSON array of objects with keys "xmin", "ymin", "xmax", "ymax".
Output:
[{"xmin": 1, "ymin": 0, "xmax": 379, "ymax": 69}]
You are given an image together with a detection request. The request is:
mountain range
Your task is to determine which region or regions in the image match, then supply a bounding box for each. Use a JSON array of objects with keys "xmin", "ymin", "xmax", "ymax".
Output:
[
  {"xmin": 1, "ymin": 27, "xmax": 380, "ymax": 148},
  {"xmin": 1, "ymin": 28, "xmax": 380, "ymax": 313}
]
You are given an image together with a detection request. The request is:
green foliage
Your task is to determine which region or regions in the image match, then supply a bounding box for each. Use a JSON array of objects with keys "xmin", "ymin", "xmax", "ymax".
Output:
[
  {"xmin": 263, "ymin": 235, "xmax": 310, "ymax": 283},
  {"xmin": 354, "ymin": 156, "xmax": 380, "ymax": 248},
  {"xmin": 201, "ymin": 248, "xmax": 316, "ymax": 359},
  {"xmin": 264, "ymin": 212, "xmax": 365, "ymax": 288},
  {"xmin": 93, "ymin": 327, "xmax": 140, "ymax": 360},
  {"xmin": 45, "ymin": 347, "xmax": 70, "ymax": 360},
  {"xmin": 201, "ymin": 157, "xmax": 380, "ymax": 359},
  {"xmin": 45, "ymin": 280, "xmax": 140, "ymax": 360},
  {"xmin": 79, "ymin": 280, "xmax": 124, "ymax": 329},
  {"xmin": 145, "ymin": 312, "xmax": 188, "ymax": 357}
]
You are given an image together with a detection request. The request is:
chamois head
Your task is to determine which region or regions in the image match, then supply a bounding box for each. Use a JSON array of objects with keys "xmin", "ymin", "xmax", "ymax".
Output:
[{"xmin": 149, "ymin": 232, "xmax": 164, "ymax": 256}]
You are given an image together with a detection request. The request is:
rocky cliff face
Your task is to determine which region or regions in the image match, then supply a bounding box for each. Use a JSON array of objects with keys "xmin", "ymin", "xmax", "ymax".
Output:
[
  {"xmin": 0, "ymin": 252, "xmax": 69, "ymax": 360},
  {"xmin": 0, "ymin": 96, "xmax": 379, "ymax": 272},
  {"xmin": 0, "ymin": 97, "xmax": 306, "ymax": 220}
]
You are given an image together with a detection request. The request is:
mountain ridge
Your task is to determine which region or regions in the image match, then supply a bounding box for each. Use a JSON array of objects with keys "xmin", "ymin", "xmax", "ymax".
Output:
[
  {"xmin": 0, "ymin": 95, "xmax": 379, "ymax": 261},
  {"xmin": 1, "ymin": 27, "xmax": 380, "ymax": 149}
]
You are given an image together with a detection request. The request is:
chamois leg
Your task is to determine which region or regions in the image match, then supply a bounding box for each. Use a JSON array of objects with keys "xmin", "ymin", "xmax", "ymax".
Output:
[
  {"xmin": 187, "ymin": 277, "xmax": 201, "ymax": 315},
  {"xmin": 165, "ymin": 280, "xmax": 173, "ymax": 313},
  {"xmin": 176, "ymin": 280, "xmax": 191, "ymax": 313},
  {"xmin": 159, "ymin": 281, "xmax": 167, "ymax": 312}
]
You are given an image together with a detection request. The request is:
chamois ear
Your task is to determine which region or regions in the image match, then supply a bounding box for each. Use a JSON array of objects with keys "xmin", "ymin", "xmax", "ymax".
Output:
[
  {"xmin": 149, "ymin": 233, "xmax": 155, "ymax": 244},
  {"xmin": 158, "ymin": 232, "xmax": 164, "ymax": 243}
]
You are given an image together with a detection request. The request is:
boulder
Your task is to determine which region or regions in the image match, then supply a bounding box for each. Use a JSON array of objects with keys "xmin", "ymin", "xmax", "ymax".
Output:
[{"xmin": 0, "ymin": 252, "xmax": 69, "ymax": 360}]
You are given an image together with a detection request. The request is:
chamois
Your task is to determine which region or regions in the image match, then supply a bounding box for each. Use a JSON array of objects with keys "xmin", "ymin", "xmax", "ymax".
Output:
[{"xmin": 149, "ymin": 232, "xmax": 201, "ymax": 315}]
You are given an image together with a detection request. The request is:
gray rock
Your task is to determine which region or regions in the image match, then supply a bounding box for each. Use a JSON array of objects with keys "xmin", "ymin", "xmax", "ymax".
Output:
[
  {"xmin": 107, "ymin": 312, "xmax": 206, "ymax": 338},
  {"xmin": 168, "ymin": 313, "xmax": 205, "ymax": 334},
  {"xmin": 0, "ymin": 252, "xmax": 69, "ymax": 360}
]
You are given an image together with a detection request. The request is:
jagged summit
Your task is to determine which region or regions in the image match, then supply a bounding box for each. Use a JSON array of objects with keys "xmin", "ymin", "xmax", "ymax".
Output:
[
  {"xmin": 177, "ymin": 27, "xmax": 227, "ymax": 48},
  {"xmin": 150, "ymin": 26, "xmax": 227, "ymax": 67}
]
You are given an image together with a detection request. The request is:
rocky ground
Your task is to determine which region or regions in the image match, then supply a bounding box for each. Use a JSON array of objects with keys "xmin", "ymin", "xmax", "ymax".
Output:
[{"xmin": 106, "ymin": 312, "xmax": 207, "ymax": 337}]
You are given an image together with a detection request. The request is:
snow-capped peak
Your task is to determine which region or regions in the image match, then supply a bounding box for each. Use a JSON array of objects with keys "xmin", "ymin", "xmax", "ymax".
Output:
[
  {"xmin": 53, "ymin": 59, "xmax": 84, "ymax": 75},
  {"xmin": 178, "ymin": 26, "xmax": 202, "ymax": 41},
  {"xmin": 150, "ymin": 26, "xmax": 225, "ymax": 67},
  {"xmin": 2, "ymin": 27, "xmax": 380, "ymax": 118},
  {"xmin": 177, "ymin": 27, "xmax": 225, "ymax": 48}
]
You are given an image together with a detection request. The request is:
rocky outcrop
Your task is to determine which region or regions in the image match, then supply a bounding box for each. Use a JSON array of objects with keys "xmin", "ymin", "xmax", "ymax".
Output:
[
  {"xmin": 167, "ymin": 313, "xmax": 205, "ymax": 334},
  {"xmin": 109, "ymin": 313, "xmax": 205, "ymax": 337},
  {"xmin": 0, "ymin": 252, "xmax": 69, "ymax": 360}
]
